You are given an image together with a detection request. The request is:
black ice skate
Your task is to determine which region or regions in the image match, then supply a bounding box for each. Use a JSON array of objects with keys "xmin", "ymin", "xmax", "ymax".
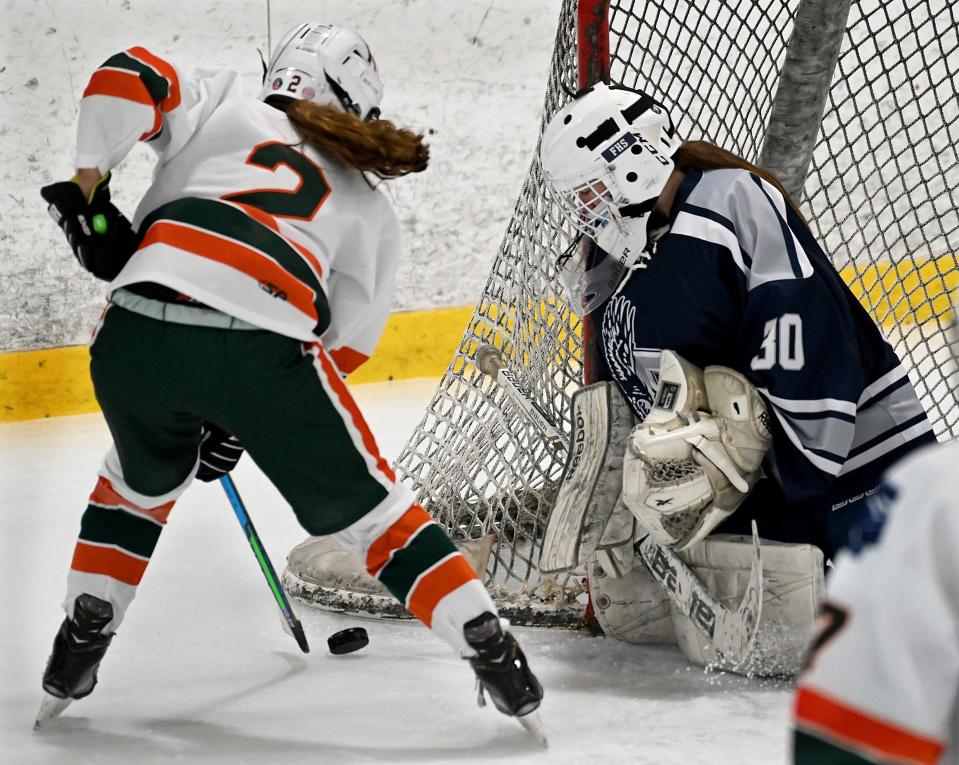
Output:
[
  {"xmin": 35, "ymin": 594, "xmax": 115, "ymax": 728},
  {"xmin": 464, "ymin": 611, "xmax": 546, "ymax": 744}
]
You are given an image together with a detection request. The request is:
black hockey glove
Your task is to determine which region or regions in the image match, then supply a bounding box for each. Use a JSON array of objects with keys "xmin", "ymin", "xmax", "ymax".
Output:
[
  {"xmin": 195, "ymin": 422, "xmax": 246, "ymax": 482},
  {"xmin": 40, "ymin": 173, "xmax": 138, "ymax": 281}
]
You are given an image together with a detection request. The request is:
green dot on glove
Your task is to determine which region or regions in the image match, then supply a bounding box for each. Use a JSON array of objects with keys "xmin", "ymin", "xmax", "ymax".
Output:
[{"xmin": 92, "ymin": 214, "xmax": 108, "ymax": 234}]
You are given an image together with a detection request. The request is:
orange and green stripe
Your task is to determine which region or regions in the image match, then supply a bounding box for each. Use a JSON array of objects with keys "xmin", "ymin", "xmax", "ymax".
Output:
[
  {"xmin": 79, "ymin": 504, "xmax": 164, "ymax": 559},
  {"xmin": 367, "ymin": 504, "xmax": 480, "ymax": 626},
  {"xmin": 795, "ymin": 686, "xmax": 944, "ymax": 765},
  {"xmin": 71, "ymin": 542, "xmax": 150, "ymax": 587},
  {"xmin": 84, "ymin": 47, "xmax": 181, "ymax": 141},
  {"xmin": 69, "ymin": 476, "xmax": 176, "ymax": 587},
  {"xmin": 90, "ymin": 476, "xmax": 175, "ymax": 524},
  {"xmin": 138, "ymin": 197, "xmax": 330, "ymax": 334}
]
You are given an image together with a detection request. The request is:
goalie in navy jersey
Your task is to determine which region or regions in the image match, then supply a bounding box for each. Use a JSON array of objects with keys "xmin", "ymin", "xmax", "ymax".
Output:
[
  {"xmin": 36, "ymin": 23, "xmax": 541, "ymax": 727},
  {"xmin": 536, "ymin": 83, "xmax": 935, "ymax": 672}
]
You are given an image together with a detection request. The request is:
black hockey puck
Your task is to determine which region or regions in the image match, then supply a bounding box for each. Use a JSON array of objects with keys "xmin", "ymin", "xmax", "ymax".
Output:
[{"xmin": 327, "ymin": 627, "xmax": 369, "ymax": 655}]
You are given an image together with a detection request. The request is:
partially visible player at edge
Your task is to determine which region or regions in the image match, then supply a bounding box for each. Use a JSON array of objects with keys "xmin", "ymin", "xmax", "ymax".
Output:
[
  {"xmin": 37, "ymin": 23, "xmax": 541, "ymax": 728},
  {"xmin": 793, "ymin": 439, "xmax": 959, "ymax": 764}
]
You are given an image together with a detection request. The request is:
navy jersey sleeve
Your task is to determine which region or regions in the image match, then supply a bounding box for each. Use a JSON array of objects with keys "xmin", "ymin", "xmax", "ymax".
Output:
[{"xmin": 723, "ymin": 173, "xmax": 865, "ymax": 501}]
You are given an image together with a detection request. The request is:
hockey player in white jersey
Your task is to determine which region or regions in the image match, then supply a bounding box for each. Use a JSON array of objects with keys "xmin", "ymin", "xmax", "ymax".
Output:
[
  {"xmin": 36, "ymin": 23, "xmax": 541, "ymax": 730},
  {"xmin": 534, "ymin": 83, "xmax": 934, "ymax": 672},
  {"xmin": 793, "ymin": 440, "xmax": 958, "ymax": 764}
]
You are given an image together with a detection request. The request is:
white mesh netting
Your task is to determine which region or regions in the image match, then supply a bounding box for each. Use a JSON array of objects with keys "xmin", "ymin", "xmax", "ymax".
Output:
[{"xmin": 287, "ymin": 0, "xmax": 959, "ymax": 626}]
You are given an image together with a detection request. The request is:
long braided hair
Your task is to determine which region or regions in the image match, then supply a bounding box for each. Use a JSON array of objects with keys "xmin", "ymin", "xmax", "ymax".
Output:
[
  {"xmin": 284, "ymin": 100, "xmax": 429, "ymax": 179},
  {"xmin": 673, "ymin": 140, "xmax": 805, "ymax": 221}
]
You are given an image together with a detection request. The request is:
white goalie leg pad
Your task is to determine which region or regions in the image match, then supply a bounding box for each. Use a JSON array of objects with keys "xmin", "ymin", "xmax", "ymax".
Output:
[
  {"xmin": 587, "ymin": 548, "xmax": 677, "ymax": 644},
  {"xmin": 592, "ymin": 500, "xmax": 638, "ymax": 576},
  {"xmin": 540, "ymin": 381, "xmax": 635, "ymax": 572},
  {"xmin": 670, "ymin": 534, "xmax": 824, "ymax": 676}
]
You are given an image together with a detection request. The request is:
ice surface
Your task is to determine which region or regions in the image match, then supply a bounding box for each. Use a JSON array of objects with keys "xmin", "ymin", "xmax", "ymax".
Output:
[{"xmin": 0, "ymin": 380, "xmax": 793, "ymax": 764}]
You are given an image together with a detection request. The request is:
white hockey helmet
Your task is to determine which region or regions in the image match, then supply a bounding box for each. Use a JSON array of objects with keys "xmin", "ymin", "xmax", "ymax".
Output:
[
  {"xmin": 260, "ymin": 23, "xmax": 384, "ymax": 120},
  {"xmin": 540, "ymin": 83, "xmax": 681, "ymax": 314}
]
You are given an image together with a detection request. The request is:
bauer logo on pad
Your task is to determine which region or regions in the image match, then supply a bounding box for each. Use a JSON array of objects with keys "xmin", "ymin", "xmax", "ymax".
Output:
[{"xmin": 601, "ymin": 132, "xmax": 637, "ymax": 162}]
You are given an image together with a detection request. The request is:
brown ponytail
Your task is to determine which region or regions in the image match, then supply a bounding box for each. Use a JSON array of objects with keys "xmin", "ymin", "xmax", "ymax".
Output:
[
  {"xmin": 673, "ymin": 140, "xmax": 805, "ymax": 221},
  {"xmin": 285, "ymin": 100, "xmax": 429, "ymax": 179}
]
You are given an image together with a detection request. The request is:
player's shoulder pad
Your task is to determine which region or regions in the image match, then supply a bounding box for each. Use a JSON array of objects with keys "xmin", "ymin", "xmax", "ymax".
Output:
[{"xmin": 685, "ymin": 167, "xmax": 813, "ymax": 289}]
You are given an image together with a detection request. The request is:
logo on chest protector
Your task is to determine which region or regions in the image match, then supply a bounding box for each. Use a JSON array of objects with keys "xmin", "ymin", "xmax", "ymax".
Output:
[{"xmin": 258, "ymin": 281, "xmax": 289, "ymax": 301}]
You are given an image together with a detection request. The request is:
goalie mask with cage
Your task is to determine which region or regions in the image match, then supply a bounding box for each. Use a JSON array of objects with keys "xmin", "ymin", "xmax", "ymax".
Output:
[
  {"xmin": 540, "ymin": 83, "xmax": 681, "ymax": 315},
  {"xmin": 260, "ymin": 23, "xmax": 384, "ymax": 120}
]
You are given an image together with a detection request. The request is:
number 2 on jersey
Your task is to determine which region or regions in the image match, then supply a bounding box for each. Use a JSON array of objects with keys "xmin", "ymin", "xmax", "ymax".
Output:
[{"xmin": 223, "ymin": 141, "xmax": 330, "ymax": 220}]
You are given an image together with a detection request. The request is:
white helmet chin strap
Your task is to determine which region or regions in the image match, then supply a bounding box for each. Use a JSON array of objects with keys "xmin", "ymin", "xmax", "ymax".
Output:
[{"xmin": 596, "ymin": 194, "xmax": 663, "ymax": 269}]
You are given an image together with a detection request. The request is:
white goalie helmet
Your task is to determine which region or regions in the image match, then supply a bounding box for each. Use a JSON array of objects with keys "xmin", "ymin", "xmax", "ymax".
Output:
[
  {"xmin": 540, "ymin": 83, "xmax": 682, "ymax": 315},
  {"xmin": 260, "ymin": 23, "xmax": 384, "ymax": 120}
]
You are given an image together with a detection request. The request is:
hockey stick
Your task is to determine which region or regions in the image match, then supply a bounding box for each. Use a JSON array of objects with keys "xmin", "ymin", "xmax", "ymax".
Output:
[
  {"xmin": 636, "ymin": 523, "xmax": 762, "ymax": 663},
  {"xmin": 473, "ymin": 344, "xmax": 762, "ymax": 663},
  {"xmin": 220, "ymin": 475, "xmax": 310, "ymax": 653},
  {"xmin": 475, "ymin": 345, "xmax": 566, "ymax": 452}
]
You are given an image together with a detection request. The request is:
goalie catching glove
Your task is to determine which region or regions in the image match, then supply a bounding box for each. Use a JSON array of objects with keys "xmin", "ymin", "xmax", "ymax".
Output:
[
  {"xmin": 41, "ymin": 173, "xmax": 138, "ymax": 281},
  {"xmin": 622, "ymin": 351, "xmax": 771, "ymax": 549}
]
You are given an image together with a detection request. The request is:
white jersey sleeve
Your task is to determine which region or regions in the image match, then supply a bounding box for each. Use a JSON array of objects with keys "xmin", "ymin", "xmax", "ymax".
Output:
[
  {"xmin": 322, "ymin": 205, "xmax": 401, "ymax": 374},
  {"xmin": 794, "ymin": 440, "xmax": 959, "ymax": 764},
  {"xmin": 75, "ymin": 47, "xmax": 241, "ymax": 173}
]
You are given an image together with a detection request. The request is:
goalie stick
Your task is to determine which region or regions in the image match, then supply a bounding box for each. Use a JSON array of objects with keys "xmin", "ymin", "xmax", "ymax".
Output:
[
  {"xmin": 475, "ymin": 345, "xmax": 566, "ymax": 452},
  {"xmin": 473, "ymin": 344, "xmax": 763, "ymax": 663},
  {"xmin": 637, "ymin": 523, "xmax": 763, "ymax": 663},
  {"xmin": 220, "ymin": 475, "xmax": 310, "ymax": 654}
]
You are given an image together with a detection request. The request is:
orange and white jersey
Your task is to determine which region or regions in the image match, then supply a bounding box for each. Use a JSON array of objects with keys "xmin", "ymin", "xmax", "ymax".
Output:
[
  {"xmin": 794, "ymin": 441, "xmax": 959, "ymax": 765},
  {"xmin": 76, "ymin": 46, "xmax": 400, "ymax": 368}
]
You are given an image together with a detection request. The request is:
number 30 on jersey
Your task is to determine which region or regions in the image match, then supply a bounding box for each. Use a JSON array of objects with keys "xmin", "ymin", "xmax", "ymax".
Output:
[{"xmin": 750, "ymin": 313, "xmax": 805, "ymax": 371}]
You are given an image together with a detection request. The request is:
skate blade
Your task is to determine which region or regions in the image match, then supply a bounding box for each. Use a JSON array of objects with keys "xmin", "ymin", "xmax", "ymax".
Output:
[
  {"xmin": 517, "ymin": 710, "xmax": 548, "ymax": 748},
  {"xmin": 34, "ymin": 693, "xmax": 72, "ymax": 730}
]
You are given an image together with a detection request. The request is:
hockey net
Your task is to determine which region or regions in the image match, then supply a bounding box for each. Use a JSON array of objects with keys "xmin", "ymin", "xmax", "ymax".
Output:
[{"xmin": 285, "ymin": 0, "xmax": 959, "ymax": 626}]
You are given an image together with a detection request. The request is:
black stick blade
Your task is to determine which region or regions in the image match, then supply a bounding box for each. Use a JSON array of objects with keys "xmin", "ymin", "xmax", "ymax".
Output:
[{"xmin": 290, "ymin": 618, "xmax": 310, "ymax": 653}]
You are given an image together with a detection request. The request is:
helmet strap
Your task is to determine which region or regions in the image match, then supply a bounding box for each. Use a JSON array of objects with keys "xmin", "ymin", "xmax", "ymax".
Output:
[
  {"xmin": 645, "ymin": 208, "xmax": 672, "ymax": 255},
  {"xmin": 618, "ymin": 198, "xmax": 657, "ymax": 219},
  {"xmin": 257, "ymin": 48, "xmax": 268, "ymax": 85},
  {"xmin": 325, "ymin": 75, "xmax": 363, "ymax": 118}
]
